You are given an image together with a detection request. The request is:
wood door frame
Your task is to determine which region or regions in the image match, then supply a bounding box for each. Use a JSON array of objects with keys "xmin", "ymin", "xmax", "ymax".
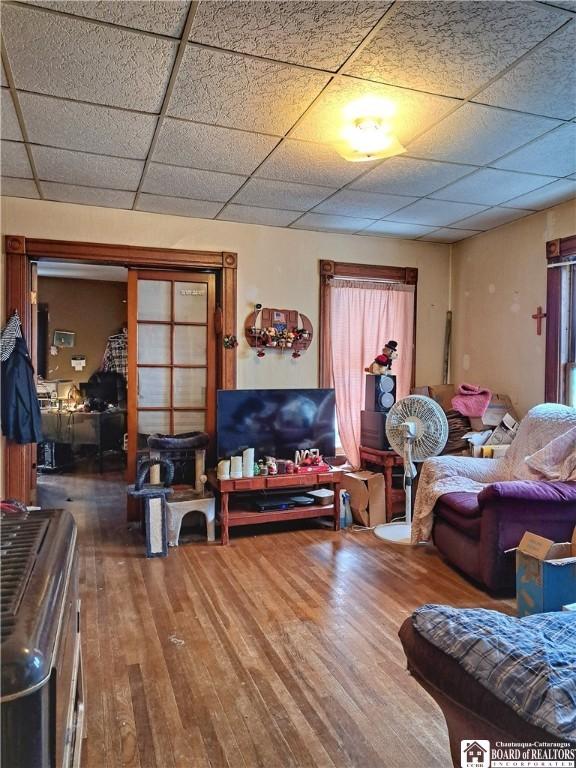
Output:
[
  {"xmin": 545, "ymin": 236, "xmax": 576, "ymax": 403},
  {"xmin": 3, "ymin": 234, "xmax": 237, "ymax": 503}
]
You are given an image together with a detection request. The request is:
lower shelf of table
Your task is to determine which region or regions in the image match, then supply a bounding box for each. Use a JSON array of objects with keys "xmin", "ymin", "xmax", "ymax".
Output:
[{"xmin": 225, "ymin": 504, "xmax": 335, "ymax": 527}]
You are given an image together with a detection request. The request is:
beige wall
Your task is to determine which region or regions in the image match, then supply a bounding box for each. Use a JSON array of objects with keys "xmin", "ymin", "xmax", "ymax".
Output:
[
  {"xmin": 451, "ymin": 199, "xmax": 576, "ymax": 417},
  {"xmin": 1, "ymin": 197, "xmax": 452, "ymax": 390},
  {"xmin": 38, "ymin": 276, "xmax": 127, "ymax": 387}
]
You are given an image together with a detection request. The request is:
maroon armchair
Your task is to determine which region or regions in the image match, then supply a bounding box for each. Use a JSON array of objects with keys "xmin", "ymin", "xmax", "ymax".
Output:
[{"xmin": 433, "ymin": 480, "xmax": 576, "ymax": 592}]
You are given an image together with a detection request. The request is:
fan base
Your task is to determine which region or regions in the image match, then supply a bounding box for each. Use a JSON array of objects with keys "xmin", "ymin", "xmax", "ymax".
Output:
[{"xmin": 373, "ymin": 522, "xmax": 412, "ymax": 545}]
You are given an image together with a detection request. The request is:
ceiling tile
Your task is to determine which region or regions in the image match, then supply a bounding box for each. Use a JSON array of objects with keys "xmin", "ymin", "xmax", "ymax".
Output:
[
  {"xmin": 501, "ymin": 178, "xmax": 576, "ymax": 210},
  {"xmin": 291, "ymin": 213, "xmax": 375, "ymax": 232},
  {"xmin": 19, "ymin": 93, "xmax": 157, "ymax": 159},
  {"xmin": 40, "ymin": 181, "xmax": 135, "ymax": 208},
  {"xmin": 168, "ymin": 45, "xmax": 330, "ymax": 135},
  {"xmin": 1, "ymin": 89, "xmax": 23, "ymax": 141},
  {"xmin": 1, "ymin": 141, "xmax": 33, "ymax": 178},
  {"xmin": 473, "ymin": 21, "xmax": 576, "ymax": 119},
  {"xmin": 350, "ymin": 156, "xmax": 475, "ymax": 196},
  {"xmin": 1, "ymin": 177, "xmax": 39, "ymax": 199},
  {"xmin": 31, "ymin": 145, "xmax": 144, "ymax": 190},
  {"xmin": 346, "ymin": 1, "xmax": 570, "ymax": 98},
  {"xmin": 255, "ymin": 139, "xmax": 380, "ymax": 187},
  {"xmin": 361, "ymin": 221, "xmax": 436, "ymax": 238},
  {"xmin": 142, "ymin": 163, "xmax": 246, "ymax": 202},
  {"xmin": 135, "ymin": 193, "xmax": 222, "ymax": 218},
  {"xmin": 407, "ymin": 103, "xmax": 561, "ymax": 164},
  {"xmin": 189, "ymin": 1, "xmax": 389, "ymax": 71},
  {"xmin": 27, "ymin": 1, "xmax": 190, "ymax": 36},
  {"xmin": 312, "ymin": 189, "xmax": 416, "ymax": 218},
  {"xmin": 233, "ymin": 178, "xmax": 334, "ymax": 211},
  {"xmin": 2, "ymin": 4, "xmax": 177, "ymax": 112},
  {"xmin": 430, "ymin": 168, "xmax": 554, "ymax": 206},
  {"xmin": 419, "ymin": 228, "xmax": 482, "ymax": 243},
  {"xmin": 217, "ymin": 204, "xmax": 300, "ymax": 227},
  {"xmin": 385, "ymin": 199, "xmax": 488, "ymax": 227},
  {"xmin": 451, "ymin": 206, "xmax": 533, "ymax": 230},
  {"xmin": 291, "ymin": 76, "xmax": 458, "ymax": 147},
  {"xmin": 153, "ymin": 119, "xmax": 279, "ymax": 175},
  {"xmin": 492, "ymin": 123, "xmax": 576, "ymax": 177}
]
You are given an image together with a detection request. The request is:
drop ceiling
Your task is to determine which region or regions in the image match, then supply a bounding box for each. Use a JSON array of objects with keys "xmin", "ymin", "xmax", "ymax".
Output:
[{"xmin": 1, "ymin": 0, "xmax": 575, "ymax": 243}]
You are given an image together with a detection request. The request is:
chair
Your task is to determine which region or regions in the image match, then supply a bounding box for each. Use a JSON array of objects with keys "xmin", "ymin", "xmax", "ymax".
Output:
[{"xmin": 146, "ymin": 432, "xmax": 216, "ymax": 546}]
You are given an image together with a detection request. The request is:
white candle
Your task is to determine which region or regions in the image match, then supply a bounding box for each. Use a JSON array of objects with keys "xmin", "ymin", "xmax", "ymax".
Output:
[
  {"xmin": 242, "ymin": 448, "xmax": 255, "ymax": 477},
  {"xmin": 230, "ymin": 456, "xmax": 243, "ymax": 479},
  {"xmin": 217, "ymin": 459, "xmax": 230, "ymax": 480}
]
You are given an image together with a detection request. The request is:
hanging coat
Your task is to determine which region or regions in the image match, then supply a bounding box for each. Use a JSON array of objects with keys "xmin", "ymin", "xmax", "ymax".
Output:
[{"xmin": 1, "ymin": 337, "xmax": 43, "ymax": 444}]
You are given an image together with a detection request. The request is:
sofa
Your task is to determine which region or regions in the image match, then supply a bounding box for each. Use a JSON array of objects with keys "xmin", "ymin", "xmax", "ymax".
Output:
[{"xmin": 422, "ymin": 404, "xmax": 576, "ymax": 592}]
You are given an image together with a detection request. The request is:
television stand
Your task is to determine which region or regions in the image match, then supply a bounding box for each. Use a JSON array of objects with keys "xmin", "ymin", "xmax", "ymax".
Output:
[{"xmin": 207, "ymin": 469, "xmax": 343, "ymax": 545}]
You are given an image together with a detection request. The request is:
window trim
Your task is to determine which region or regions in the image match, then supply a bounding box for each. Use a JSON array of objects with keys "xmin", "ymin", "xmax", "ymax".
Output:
[
  {"xmin": 545, "ymin": 236, "xmax": 576, "ymax": 403},
  {"xmin": 318, "ymin": 259, "xmax": 418, "ymax": 389}
]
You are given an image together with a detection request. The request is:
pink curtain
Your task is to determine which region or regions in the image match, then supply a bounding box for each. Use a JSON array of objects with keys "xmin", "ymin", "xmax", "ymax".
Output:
[{"xmin": 328, "ymin": 279, "xmax": 415, "ymax": 467}]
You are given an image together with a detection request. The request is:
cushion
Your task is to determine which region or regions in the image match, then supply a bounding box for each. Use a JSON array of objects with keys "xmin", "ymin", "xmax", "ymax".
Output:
[{"xmin": 436, "ymin": 491, "xmax": 480, "ymax": 518}]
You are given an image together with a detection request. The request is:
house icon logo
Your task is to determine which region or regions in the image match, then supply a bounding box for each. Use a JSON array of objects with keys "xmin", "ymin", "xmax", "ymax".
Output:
[{"xmin": 461, "ymin": 740, "xmax": 490, "ymax": 768}]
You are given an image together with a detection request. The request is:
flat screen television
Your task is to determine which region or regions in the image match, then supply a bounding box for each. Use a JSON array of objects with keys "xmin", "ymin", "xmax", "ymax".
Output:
[{"xmin": 217, "ymin": 388, "xmax": 335, "ymax": 461}]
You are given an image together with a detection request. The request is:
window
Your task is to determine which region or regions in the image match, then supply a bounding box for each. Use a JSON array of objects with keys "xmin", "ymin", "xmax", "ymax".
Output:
[
  {"xmin": 545, "ymin": 236, "xmax": 576, "ymax": 406},
  {"xmin": 319, "ymin": 260, "xmax": 417, "ymax": 466}
]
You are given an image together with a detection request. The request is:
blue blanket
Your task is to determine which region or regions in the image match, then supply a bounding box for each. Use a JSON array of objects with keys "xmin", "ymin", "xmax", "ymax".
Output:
[{"xmin": 412, "ymin": 605, "xmax": 576, "ymax": 741}]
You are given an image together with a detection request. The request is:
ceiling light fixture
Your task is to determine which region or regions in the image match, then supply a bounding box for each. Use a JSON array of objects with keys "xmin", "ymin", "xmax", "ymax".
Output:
[{"xmin": 335, "ymin": 96, "xmax": 406, "ymax": 163}]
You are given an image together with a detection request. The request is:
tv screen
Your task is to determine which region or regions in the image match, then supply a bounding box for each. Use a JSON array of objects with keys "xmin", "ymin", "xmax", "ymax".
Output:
[{"xmin": 217, "ymin": 388, "xmax": 335, "ymax": 461}]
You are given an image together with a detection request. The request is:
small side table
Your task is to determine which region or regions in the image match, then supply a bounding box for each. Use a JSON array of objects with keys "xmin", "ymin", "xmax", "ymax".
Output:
[{"xmin": 359, "ymin": 446, "xmax": 404, "ymax": 522}]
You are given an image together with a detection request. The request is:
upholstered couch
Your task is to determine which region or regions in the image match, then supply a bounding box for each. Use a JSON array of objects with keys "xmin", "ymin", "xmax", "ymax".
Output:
[{"xmin": 423, "ymin": 404, "xmax": 576, "ymax": 592}]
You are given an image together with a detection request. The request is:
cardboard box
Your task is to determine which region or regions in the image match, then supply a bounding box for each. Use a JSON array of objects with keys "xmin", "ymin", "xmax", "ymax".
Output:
[
  {"xmin": 341, "ymin": 471, "xmax": 386, "ymax": 527},
  {"xmin": 469, "ymin": 394, "xmax": 518, "ymax": 430},
  {"xmin": 411, "ymin": 385, "xmax": 455, "ymax": 412},
  {"xmin": 516, "ymin": 530, "xmax": 576, "ymax": 617}
]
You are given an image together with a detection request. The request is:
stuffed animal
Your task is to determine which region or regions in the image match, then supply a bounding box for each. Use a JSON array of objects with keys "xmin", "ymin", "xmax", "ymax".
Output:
[{"xmin": 365, "ymin": 340, "xmax": 398, "ymax": 374}]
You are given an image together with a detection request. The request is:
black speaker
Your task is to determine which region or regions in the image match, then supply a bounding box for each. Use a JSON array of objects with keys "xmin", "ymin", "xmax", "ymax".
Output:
[
  {"xmin": 360, "ymin": 411, "xmax": 391, "ymax": 450},
  {"xmin": 365, "ymin": 374, "xmax": 396, "ymax": 413}
]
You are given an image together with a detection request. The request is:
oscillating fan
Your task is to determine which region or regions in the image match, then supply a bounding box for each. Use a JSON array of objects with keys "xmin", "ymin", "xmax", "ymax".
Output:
[{"xmin": 374, "ymin": 395, "xmax": 448, "ymax": 544}]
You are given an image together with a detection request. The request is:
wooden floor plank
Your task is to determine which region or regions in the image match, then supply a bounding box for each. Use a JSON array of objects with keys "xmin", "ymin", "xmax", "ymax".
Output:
[{"xmin": 37, "ymin": 471, "xmax": 512, "ymax": 768}]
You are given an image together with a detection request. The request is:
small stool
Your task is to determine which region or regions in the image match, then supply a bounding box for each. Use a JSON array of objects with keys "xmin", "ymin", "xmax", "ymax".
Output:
[
  {"xmin": 166, "ymin": 490, "xmax": 216, "ymax": 546},
  {"xmin": 127, "ymin": 457, "xmax": 174, "ymax": 558}
]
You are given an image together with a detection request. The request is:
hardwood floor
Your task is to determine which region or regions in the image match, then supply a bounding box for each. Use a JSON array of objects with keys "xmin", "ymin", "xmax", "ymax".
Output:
[{"xmin": 38, "ymin": 471, "xmax": 511, "ymax": 768}]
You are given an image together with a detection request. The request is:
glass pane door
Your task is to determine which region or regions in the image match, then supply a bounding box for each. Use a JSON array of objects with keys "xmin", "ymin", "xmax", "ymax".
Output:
[{"xmin": 127, "ymin": 270, "xmax": 216, "ymax": 478}]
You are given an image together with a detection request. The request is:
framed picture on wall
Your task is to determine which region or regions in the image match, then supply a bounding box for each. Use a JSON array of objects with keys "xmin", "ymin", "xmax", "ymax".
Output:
[{"xmin": 53, "ymin": 330, "xmax": 75, "ymax": 348}]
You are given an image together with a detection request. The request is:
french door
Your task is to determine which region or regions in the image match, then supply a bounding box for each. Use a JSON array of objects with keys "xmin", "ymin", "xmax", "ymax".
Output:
[{"xmin": 127, "ymin": 270, "xmax": 217, "ymax": 483}]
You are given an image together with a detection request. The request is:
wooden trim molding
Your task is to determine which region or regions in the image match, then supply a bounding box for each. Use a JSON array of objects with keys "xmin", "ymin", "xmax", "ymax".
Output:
[
  {"xmin": 545, "ymin": 235, "xmax": 576, "ymax": 403},
  {"xmin": 318, "ymin": 260, "xmax": 419, "ymax": 389}
]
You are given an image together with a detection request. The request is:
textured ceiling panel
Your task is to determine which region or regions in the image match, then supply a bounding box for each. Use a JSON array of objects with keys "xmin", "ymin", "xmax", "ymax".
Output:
[
  {"xmin": 142, "ymin": 163, "xmax": 246, "ymax": 202},
  {"xmin": 406, "ymin": 103, "xmax": 561, "ymax": 164},
  {"xmin": 1, "ymin": 89, "xmax": 23, "ymax": 141},
  {"xmin": 473, "ymin": 21, "xmax": 576, "ymax": 119},
  {"xmin": 291, "ymin": 212, "xmax": 375, "ymax": 232},
  {"xmin": 135, "ymin": 193, "xmax": 221, "ymax": 218},
  {"xmin": 492, "ymin": 123, "xmax": 576, "ymax": 177},
  {"xmin": 217, "ymin": 204, "xmax": 300, "ymax": 227},
  {"xmin": 19, "ymin": 93, "xmax": 158, "ymax": 159},
  {"xmin": 501, "ymin": 178, "xmax": 576, "ymax": 210},
  {"xmin": 40, "ymin": 181, "xmax": 135, "ymax": 208},
  {"xmin": 255, "ymin": 139, "xmax": 379, "ymax": 187},
  {"xmin": 31, "ymin": 145, "xmax": 144, "ymax": 190},
  {"xmin": 1, "ymin": 177, "xmax": 39, "ymax": 199},
  {"xmin": 291, "ymin": 76, "xmax": 458, "ymax": 146},
  {"xmin": 419, "ymin": 228, "xmax": 482, "ymax": 243},
  {"xmin": 168, "ymin": 46, "xmax": 330, "ymax": 134},
  {"xmin": 153, "ymin": 118, "xmax": 279, "ymax": 175},
  {"xmin": 349, "ymin": 156, "xmax": 475, "ymax": 196},
  {"xmin": 189, "ymin": 1, "xmax": 389, "ymax": 71},
  {"xmin": 430, "ymin": 168, "xmax": 554, "ymax": 206},
  {"xmin": 233, "ymin": 178, "xmax": 334, "ymax": 211},
  {"xmin": 361, "ymin": 221, "xmax": 436, "ymax": 238},
  {"xmin": 27, "ymin": 1, "xmax": 191, "ymax": 37},
  {"xmin": 385, "ymin": 198, "xmax": 488, "ymax": 226},
  {"xmin": 451, "ymin": 206, "xmax": 533, "ymax": 230},
  {"xmin": 312, "ymin": 189, "xmax": 416, "ymax": 218},
  {"xmin": 346, "ymin": 1, "xmax": 569, "ymax": 98},
  {"xmin": 2, "ymin": 4, "xmax": 177, "ymax": 112},
  {"xmin": 1, "ymin": 141, "xmax": 33, "ymax": 178}
]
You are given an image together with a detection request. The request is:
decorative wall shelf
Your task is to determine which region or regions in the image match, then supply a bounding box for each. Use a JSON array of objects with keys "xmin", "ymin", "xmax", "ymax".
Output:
[{"xmin": 244, "ymin": 307, "xmax": 313, "ymax": 358}]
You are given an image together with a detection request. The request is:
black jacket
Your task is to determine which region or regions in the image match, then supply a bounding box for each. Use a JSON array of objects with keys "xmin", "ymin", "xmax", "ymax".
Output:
[{"xmin": 1, "ymin": 337, "xmax": 43, "ymax": 444}]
